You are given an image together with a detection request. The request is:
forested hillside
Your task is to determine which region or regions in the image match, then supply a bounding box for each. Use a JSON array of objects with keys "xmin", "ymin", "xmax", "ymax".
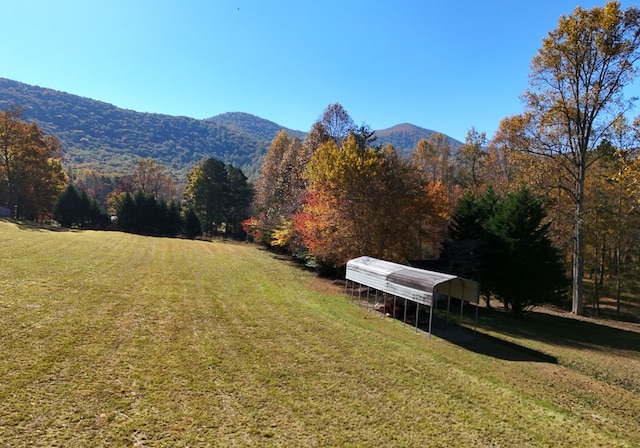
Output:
[
  {"xmin": 0, "ymin": 79, "xmax": 271, "ymax": 178},
  {"xmin": 0, "ymin": 78, "xmax": 461, "ymax": 179},
  {"xmin": 376, "ymin": 123, "xmax": 462, "ymax": 155},
  {"xmin": 206, "ymin": 112, "xmax": 306, "ymax": 142}
]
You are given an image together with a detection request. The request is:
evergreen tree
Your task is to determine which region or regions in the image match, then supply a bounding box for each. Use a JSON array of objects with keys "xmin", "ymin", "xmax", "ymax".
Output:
[
  {"xmin": 115, "ymin": 191, "xmax": 181, "ymax": 237},
  {"xmin": 484, "ymin": 187, "xmax": 568, "ymax": 314},
  {"xmin": 53, "ymin": 184, "xmax": 109, "ymax": 229},
  {"xmin": 182, "ymin": 207, "xmax": 202, "ymax": 239},
  {"xmin": 53, "ymin": 184, "xmax": 82, "ymax": 228},
  {"xmin": 224, "ymin": 164, "xmax": 253, "ymax": 237},
  {"xmin": 115, "ymin": 192, "xmax": 137, "ymax": 233},
  {"xmin": 183, "ymin": 158, "xmax": 252, "ymax": 238},
  {"xmin": 444, "ymin": 187, "xmax": 499, "ymax": 302},
  {"xmin": 162, "ymin": 200, "xmax": 182, "ymax": 237},
  {"xmin": 442, "ymin": 186, "xmax": 568, "ymax": 314}
]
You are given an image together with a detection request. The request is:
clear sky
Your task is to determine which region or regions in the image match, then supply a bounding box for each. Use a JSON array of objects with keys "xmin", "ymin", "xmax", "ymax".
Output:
[{"xmin": 1, "ymin": 1, "xmax": 636, "ymax": 141}]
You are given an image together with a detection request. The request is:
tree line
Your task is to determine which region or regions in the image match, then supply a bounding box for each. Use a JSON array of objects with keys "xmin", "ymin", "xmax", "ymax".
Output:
[
  {"xmin": 247, "ymin": 2, "xmax": 640, "ymax": 317},
  {"xmin": 0, "ymin": 108, "xmax": 252, "ymax": 240},
  {"xmin": 2, "ymin": 2, "xmax": 640, "ymax": 317},
  {"xmin": 0, "ymin": 78, "xmax": 267, "ymax": 179}
]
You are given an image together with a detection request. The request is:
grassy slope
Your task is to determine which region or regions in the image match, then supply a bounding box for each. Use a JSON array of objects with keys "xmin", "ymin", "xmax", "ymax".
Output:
[{"xmin": 0, "ymin": 220, "xmax": 639, "ymax": 447}]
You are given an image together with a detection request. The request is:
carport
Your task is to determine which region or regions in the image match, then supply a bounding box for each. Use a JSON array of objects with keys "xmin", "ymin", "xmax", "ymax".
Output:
[{"xmin": 345, "ymin": 256, "xmax": 480, "ymax": 337}]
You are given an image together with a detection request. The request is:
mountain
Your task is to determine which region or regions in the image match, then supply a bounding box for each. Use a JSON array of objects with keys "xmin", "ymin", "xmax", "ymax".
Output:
[
  {"xmin": 375, "ymin": 123, "xmax": 462, "ymax": 154},
  {"xmin": 0, "ymin": 78, "xmax": 278, "ymax": 179},
  {"xmin": 206, "ymin": 112, "xmax": 306, "ymax": 142},
  {"xmin": 0, "ymin": 78, "xmax": 462, "ymax": 180}
]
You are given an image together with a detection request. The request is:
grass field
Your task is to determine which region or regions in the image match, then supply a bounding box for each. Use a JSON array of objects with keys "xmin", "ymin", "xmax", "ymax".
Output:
[{"xmin": 1, "ymin": 219, "xmax": 639, "ymax": 447}]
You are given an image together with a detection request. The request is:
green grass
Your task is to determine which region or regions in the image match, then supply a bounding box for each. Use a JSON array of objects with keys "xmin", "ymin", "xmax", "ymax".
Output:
[{"xmin": 1, "ymin": 220, "xmax": 639, "ymax": 447}]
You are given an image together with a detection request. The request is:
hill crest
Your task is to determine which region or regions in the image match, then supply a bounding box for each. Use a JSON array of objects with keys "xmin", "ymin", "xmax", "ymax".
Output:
[{"xmin": 0, "ymin": 78, "xmax": 461, "ymax": 177}]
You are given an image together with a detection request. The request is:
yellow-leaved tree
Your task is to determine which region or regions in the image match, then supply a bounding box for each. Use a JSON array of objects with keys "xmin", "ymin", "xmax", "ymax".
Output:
[
  {"xmin": 515, "ymin": 2, "xmax": 640, "ymax": 314},
  {"xmin": 295, "ymin": 135, "xmax": 450, "ymax": 272}
]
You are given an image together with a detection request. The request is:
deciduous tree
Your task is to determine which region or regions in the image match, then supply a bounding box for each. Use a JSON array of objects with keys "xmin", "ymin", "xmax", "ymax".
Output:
[
  {"xmin": 133, "ymin": 158, "xmax": 176, "ymax": 200},
  {"xmin": 0, "ymin": 108, "xmax": 66, "ymax": 220},
  {"xmin": 412, "ymin": 133, "xmax": 453, "ymax": 185},
  {"xmin": 295, "ymin": 136, "xmax": 447, "ymax": 271},
  {"xmin": 456, "ymin": 127, "xmax": 487, "ymax": 196},
  {"xmin": 317, "ymin": 102, "xmax": 355, "ymax": 146},
  {"xmin": 75, "ymin": 168, "xmax": 115, "ymax": 207},
  {"xmin": 252, "ymin": 130, "xmax": 308, "ymax": 245},
  {"xmin": 521, "ymin": 2, "xmax": 640, "ymax": 314}
]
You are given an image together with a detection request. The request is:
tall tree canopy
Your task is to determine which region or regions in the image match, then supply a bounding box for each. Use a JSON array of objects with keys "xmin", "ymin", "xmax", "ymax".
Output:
[
  {"xmin": 519, "ymin": 2, "xmax": 640, "ymax": 314},
  {"xmin": 0, "ymin": 108, "xmax": 66, "ymax": 220},
  {"xmin": 443, "ymin": 187, "xmax": 568, "ymax": 315},
  {"xmin": 295, "ymin": 135, "xmax": 448, "ymax": 272},
  {"xmin": 250, "ymin": 103, "xmax": 370, "ymax": 253},
  {"xmin": 412, "ymin": 133, "xmax": 453, "ymax": 186},
  {"xmin": 132, "ymin": 158, "xmax": 176, "ymax": 201},
  {"xmin": 317, "ymin": 102, "xmax": 355, "ymax": 146},
  {"xmin": 252, "ymin": 130, "xmax": 309, "ymax": 245},
  {"xmin": 183, "ymin": 157, "xmax": 252, "ymax": 238},
  {"xmin": 456, "ymin": 127, "xmax": 487, "ymax": 196}
]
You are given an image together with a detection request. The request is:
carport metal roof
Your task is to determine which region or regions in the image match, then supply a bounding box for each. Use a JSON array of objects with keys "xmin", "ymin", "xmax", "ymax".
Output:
[{"xmin": 345, "ymin": 256, "xmax": 479, "ymax": 336}]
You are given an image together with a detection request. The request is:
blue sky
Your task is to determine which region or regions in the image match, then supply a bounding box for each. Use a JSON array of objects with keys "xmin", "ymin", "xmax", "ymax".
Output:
[{"xmin": 1, "ymin": 1, "xmax": 635, "ymax": 141}]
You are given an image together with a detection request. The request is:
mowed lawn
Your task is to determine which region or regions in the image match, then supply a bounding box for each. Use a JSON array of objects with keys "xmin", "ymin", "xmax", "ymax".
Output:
[{"xmin": 1, "ymin": 220, "xmax": 639, "ymax": 447}]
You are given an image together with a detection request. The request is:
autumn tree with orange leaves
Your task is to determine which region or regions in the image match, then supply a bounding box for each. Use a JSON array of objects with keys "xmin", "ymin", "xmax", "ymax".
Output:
[
  {"xmin": 294, "ymin": 134, "xmax": 450, "ymax": 272},
  {"xmin": 0, "ymin": 109, "xmax": 66, "ymax": 220}
]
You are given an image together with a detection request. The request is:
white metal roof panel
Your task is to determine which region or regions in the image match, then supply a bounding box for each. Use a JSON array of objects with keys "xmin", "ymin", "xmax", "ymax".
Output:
[{"xmin": 346, "ymin": 256, "xmax": 479, "ymax": 305}]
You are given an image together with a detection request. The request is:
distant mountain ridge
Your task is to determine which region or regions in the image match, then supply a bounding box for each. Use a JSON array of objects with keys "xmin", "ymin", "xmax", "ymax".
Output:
[
  {"xmin": 375, "ymin": 123, "xmax": 462, "ymax": 155},
  {"xmin": 0, "ymin": 78, "xmax": 275, "ymax": 178},
  {"xmin": 0, "ymin": 78, "xmax": 461, "ymax": 179},
  {"xmin": 206, "ymin": 112, "xmax": 307, "ymax": 142}
]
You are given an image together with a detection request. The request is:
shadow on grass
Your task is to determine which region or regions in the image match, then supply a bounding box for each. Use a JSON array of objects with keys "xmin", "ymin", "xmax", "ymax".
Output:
[
  {"xmin": 424, "ymin": 318, "xmax": 558, "ymax": 363},
  {"xmin": 262, "ymin": 250, "xmax": 639, "ymax": 360},
  {"xmin": 2, "ymin": 218, "xmax": 72, "ymax": 232},
  {"xmin": 366, "ymin": 304, "xmax": 558, "ymax": 363},
  {"xmin": 477, "ymin": 308, "xmax": 640, "ymax": 354}
]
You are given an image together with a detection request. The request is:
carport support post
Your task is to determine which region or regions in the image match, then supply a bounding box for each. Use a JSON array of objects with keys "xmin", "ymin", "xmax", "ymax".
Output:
[
  {"xmin": 403, "ymin": 298, "xmax": 407, "ymax": 326},
  {"xmin": 447, "ymin": 283, "xmax": 452, "ymax": 323},
  {"xmin": 474, "ymin": 302, "xmax": 479, "ymax": 335},
  {"xmin": 366, "ymin": 287, "xmax": 371, "ymax": 311},
  {"xmin": 414, "ymin": 304, "xmax": 419, "ymax": 332},
  {"xmin": 460, "ymin": 282, "xmax": 466, "ymax": 318},
  {"xmin": 428, "ymin": 302, "xmax": 434, "ymax": 338},
  {"xmin": 393, "ymin": 295, "xmax": 397, "ymax": 319}
]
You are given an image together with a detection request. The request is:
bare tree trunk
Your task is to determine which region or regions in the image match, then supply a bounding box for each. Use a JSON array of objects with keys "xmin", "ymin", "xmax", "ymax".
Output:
[{"xmin": 572, "ymin": 176, "xmax": 585, "ymax": 315}]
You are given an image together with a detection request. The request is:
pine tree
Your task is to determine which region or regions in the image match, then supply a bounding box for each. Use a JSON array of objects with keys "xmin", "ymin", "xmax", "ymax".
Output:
[
  {"xmin": 443, "ymin": 186, "xmax": 568, "ymax": 314},
  {"xmin": 484, "ymin": 187, "xmax": 568, "ymax": 314}
]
